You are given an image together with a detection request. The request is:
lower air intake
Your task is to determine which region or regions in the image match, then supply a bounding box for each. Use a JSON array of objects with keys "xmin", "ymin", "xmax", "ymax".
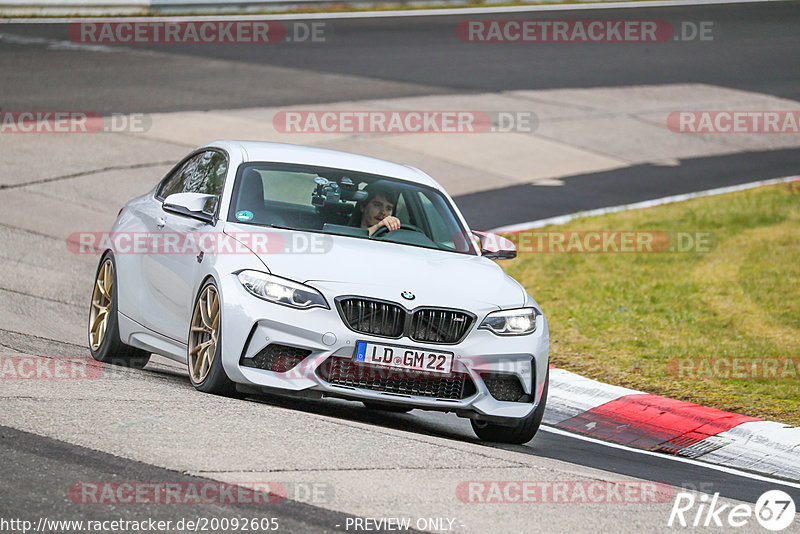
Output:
[
  {"xmin": 480, "ymin": 373, "xmax": 527, "ymax": 402},
  {"xmin": 241, "ymin": 344, "xmax": 311, "ymax": 373}
]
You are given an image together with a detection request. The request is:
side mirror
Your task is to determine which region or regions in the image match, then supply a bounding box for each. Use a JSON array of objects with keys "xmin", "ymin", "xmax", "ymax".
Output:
[
  {"xmin": 473, "ymin": 231, "xmax": 517, "ymax": 260},
  {"xmin": 163, "ymin": 193, "xmax": 216, "ymax": 224}
]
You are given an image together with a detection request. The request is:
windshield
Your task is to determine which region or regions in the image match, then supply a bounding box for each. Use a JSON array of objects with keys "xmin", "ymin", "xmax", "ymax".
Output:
[{"xmin": 227, "ymin": 162, "xmax": 477, "ymax": 255}]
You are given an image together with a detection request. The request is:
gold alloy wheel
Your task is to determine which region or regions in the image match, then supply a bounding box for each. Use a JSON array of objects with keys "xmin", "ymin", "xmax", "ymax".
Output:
[
  {"xmin": 188, "ymin": 284, "xmax": 220, "ymax": 384},
  {"xmin": 89, "ymin": 258, "xmax": 114, "ymax": 351}
]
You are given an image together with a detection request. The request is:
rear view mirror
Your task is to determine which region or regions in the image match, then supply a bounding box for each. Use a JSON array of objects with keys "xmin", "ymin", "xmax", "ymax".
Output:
[
  {"xmin": 473, "ymin": 231, "xmax": 517, "ymax": 260},
  {"xmin": 163, "ymin": 193, "xmax": 217, "ymax": 224}
]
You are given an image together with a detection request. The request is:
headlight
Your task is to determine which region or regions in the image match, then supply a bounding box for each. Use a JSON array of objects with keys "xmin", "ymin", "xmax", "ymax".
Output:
[
  {"xmin": 237, "ymin": 270, "xmax": 329, "ymax": 310},
  {"xmin": 479, "ymin": 308, "xmax": 538, "ymax": 336}
]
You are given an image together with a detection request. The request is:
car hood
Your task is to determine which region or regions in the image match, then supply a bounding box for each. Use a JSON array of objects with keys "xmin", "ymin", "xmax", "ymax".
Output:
[{"xmin": 224, "ymin": 223, "xmax": 527, "ymax": 310}]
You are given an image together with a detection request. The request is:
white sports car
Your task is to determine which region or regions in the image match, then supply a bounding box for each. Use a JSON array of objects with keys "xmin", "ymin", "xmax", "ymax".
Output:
[{"xmin": 88, "ymin": 141, "xmax": 549, "ymax": 443}]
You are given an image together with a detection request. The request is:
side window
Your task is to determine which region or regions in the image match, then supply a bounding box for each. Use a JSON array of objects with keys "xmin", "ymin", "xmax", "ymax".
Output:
[
  {"xmin": 417, "ymin": 192, "xmax": 471, "ymax": 253},
  {"xmin": 158, "ymin": 151, "xmax": 227, "ymax": 213},
  {"xmin": 157, "ymin": 156, "xmax": 197, "ymax": 199},
  {"xmin": 394, "ymin": 193, "xmax": 410, "ymax": 223},
  {"xmin": 184, "ymin": 151, "xmax": 227, "ymax": 197},
  {"xmin": 419, "ymin": 194, "xmax": 443, "ymax": 237}
]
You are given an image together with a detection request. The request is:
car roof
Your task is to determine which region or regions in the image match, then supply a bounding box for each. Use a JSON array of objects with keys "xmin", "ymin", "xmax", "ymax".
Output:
[{"xmin": 203, "ymin": 140, "xmax": 441, "ymax": 189}]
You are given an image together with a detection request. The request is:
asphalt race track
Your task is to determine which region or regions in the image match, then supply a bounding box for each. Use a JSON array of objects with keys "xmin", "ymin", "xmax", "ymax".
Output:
[
  {"xmin": 2, "ymin": 2, "xmax": 799, "ymax": 219},
  {"xmin": 1, "ymin": 2, "xmax": 799, "ymax": 532},
  {"xmin": 3, "ymin": 2, "xmax": 800, "ymax": 110}
]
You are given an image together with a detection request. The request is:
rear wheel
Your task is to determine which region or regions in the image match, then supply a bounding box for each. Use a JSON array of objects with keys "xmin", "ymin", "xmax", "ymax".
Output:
[
  {"xmin": 88, "ymin": 253, "xmax": 150, "ymax": 368},
  {"xmin": 471, "ymin": 369, "xmax": 549, "ymax": 444},
  {"xmin": 362, "ymin": 401, "xmax": 413, "ymax": 413},
  {"xmin": 188, "ymin": 280, "xmax": 237, "ymax": 396}
]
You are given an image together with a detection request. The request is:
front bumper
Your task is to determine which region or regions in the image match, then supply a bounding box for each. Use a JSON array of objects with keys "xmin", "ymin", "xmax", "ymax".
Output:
[{"xmin": 219, "ymin": 274, "xmax": 549, "ymax": 421}]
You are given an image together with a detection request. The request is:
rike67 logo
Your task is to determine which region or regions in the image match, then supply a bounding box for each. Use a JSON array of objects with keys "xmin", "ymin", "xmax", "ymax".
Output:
[{"xmin": 669, "ymin": 490, "xmax": 796, "ymax": 531}]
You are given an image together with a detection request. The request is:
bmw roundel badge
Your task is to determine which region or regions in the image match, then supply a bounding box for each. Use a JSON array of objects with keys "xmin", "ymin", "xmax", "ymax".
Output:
[{"xmin": 401, "ymin": 291, "xmax": 415, "ymax": 300}]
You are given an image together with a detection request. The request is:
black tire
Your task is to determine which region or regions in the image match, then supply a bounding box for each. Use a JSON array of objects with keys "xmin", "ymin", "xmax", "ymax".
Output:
[
  {"xmin": 187, "ymin": 279, "xmax": 238, "ymax": 397},
  {"xmin": 471, "ymin": 368, "xmax": 549, "ymax": 444},
  {"xmin": 88, "ymin": 253, "xmax": 150, "ymax": 369},
  {"xmin": 362, "ymin": 401, "xmax": 414, "ymax": 413}
]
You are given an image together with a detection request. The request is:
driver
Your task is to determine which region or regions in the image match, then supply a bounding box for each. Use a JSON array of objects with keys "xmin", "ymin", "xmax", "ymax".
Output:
[{"xmin": 351, "ymin": 183, "xmax": 401, "ymax": 236}]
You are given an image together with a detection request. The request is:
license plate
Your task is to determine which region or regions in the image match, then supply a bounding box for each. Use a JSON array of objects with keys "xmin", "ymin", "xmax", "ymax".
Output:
[{"xmin": 354, "ymin": 341, "xmax": 454, "ymax": 375}]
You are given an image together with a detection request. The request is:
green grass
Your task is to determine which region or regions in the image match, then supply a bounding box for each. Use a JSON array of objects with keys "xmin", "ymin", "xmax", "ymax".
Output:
[{"xmin": 501, "ymin": 183, "xmax": 800, "ymax": 425}]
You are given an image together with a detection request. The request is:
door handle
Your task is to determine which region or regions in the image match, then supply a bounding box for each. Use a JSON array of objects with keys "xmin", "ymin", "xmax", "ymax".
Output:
[{"xmin": 156, "ymin": 217, "xmax": 166, "ymax": 229}]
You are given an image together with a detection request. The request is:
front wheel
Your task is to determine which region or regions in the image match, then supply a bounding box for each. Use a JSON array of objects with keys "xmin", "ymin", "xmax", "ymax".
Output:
[
  {"xmin": 471, "ymin": 369, "xmax": 548, "ymax": 444},
  {"xmin": 187, "ymin": 280, "xmax": 238, "ymax": 396},
  {"xmin": 88, "ymin": 253, "xmax": 150, "ymax": 369}
]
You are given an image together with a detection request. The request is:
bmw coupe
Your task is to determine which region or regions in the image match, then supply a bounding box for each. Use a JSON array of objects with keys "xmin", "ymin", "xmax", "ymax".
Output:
[{"xmin": 87, "ymin": 141, "xmax": 549, "ymax": 444}]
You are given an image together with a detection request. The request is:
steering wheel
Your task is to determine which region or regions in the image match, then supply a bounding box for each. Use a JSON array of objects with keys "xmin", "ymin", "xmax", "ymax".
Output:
[{"xmin": 371, "ymin": 223, "xmax": 425, "ymax": 238}]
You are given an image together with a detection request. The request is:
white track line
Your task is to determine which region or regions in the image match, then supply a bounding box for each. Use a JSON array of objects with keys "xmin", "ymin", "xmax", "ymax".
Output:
[
  {"xmin": 0, "ymin": 0, "xmax": 786, "ymax": 23},
  {"xmin": 491, "ymin": 175, "xmax": 800, "ymax": 234},
  {"xmin": 525, "ymin": 176, "xmax": 800, "ymax": 487},
  {"xmin": 541, "ymin": 426, "xmax": 800, "ymax": 490}
]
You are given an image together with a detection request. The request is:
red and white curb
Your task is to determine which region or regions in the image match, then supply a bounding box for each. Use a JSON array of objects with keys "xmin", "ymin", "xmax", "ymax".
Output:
[
  {"xmin": 544, "ymin": 368, "xmax": 800, "ymax": 481},
  {"xmin": 518, "ymin": 177, "xmax": 800, "ymax": 481}
]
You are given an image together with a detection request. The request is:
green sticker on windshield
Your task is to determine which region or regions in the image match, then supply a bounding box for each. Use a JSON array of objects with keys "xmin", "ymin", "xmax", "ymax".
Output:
[{"xmin": 235, "ymin": 210, "xmax": 253, "ymax": 221}]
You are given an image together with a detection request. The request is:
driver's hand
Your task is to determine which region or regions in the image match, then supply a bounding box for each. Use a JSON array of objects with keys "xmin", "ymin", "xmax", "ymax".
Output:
[
  {"xmin": 380, "ymin": 216, "xmax": 401, "ymax": 232},
  {"xmin": 368, "ymin": 216, "xmax": 401, "ymax": 236}
]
